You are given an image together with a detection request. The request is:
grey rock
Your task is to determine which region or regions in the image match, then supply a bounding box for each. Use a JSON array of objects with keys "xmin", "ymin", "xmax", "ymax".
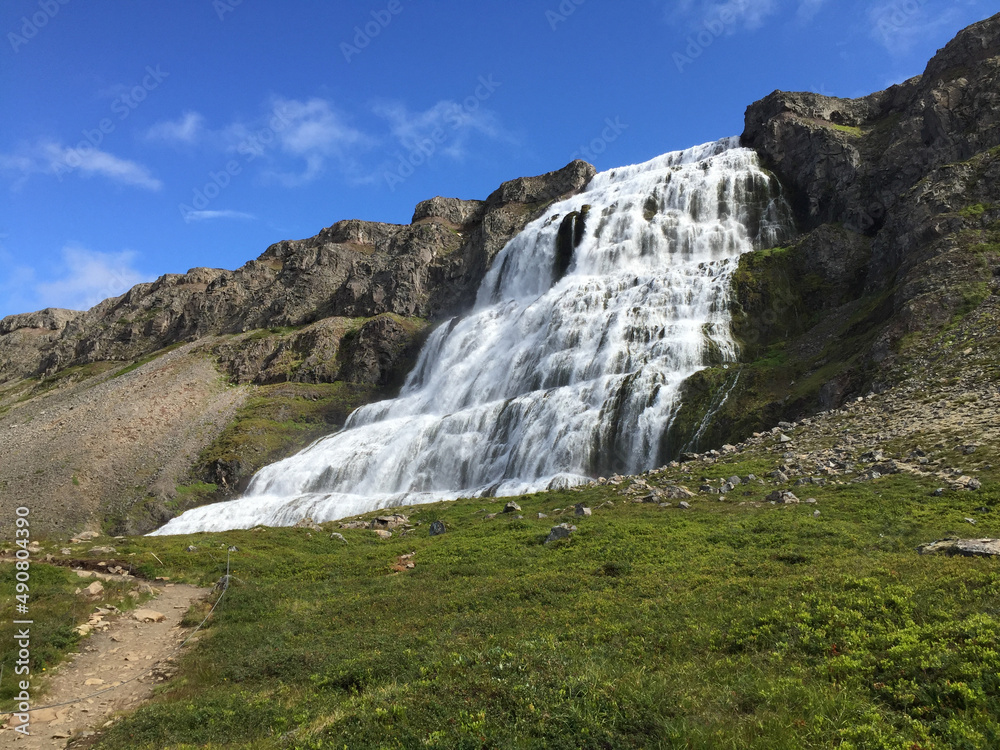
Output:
[
  {"xmin": 766, "ymin": 490, "xmax": 800, "ymax": 504},
  {"xmin": 429, "ymin": 520, "xmax": 446, "ymax": 536},
  {"xmin": 503, "ymin": 501, "xmax": 522, "ymax": 514},
  {"xmin": 545, "ymin": 523, "xmax": 577, "ymax": 544},
  {"xmin": 678, "ymin": 501, "xmax": 691, "ymax": 509},
  {"xmin": 371, "ymin": 514, "xmax": 408, "ymax": 530},
  {"xmin": 574, "ymin": 504, "xmax": 592, "ymax": 517},
  {"xmin": 329, "ymin": 532, "xmax": 347, "ymax": 543},
  {"xmin": 919, "ymin": 538, "xmax": 1000, "ymax": 557}
]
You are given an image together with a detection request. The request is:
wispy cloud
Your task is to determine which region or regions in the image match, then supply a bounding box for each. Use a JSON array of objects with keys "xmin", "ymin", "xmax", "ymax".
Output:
[
  {"xmin": 258, "ymin": 97, "xmax": 371, "ymax": 186},
  {"xmin": 0, "ymin": 244, "xmax": 150, "ymax": 313},
  {"xmin": 0, "ymin": 140, "xmax": 161, "ymax": 191},
  {"xmin": 866, "ymin": 1, "xmax": 975, "ymax": 56},
  {"xmin": 155, "ymin": 98, "xmax": 373, "ymax": 187},
  {"xmin": 181, "ymin": 209, "xmax": 255, "ymax": 223},
  {"xmin": 668, "ymin": 0, "xmax": 778, "ymax": 32},
  {"xmin": 145, "ymin": 111, "xmax": 205, "ymax": 144},
  {"xmin": 373, "ymin": 97, "xmax": 510, "ymax": 161},
  {"xmin": 667, "ymin": 0, "xmax": 828, "ymax": 32}
]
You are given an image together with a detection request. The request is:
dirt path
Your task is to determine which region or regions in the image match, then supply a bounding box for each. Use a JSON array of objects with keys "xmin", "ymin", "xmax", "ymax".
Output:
[{"xmin": 0, "ymin": 583, "xmax": 209, "ymax": 748}]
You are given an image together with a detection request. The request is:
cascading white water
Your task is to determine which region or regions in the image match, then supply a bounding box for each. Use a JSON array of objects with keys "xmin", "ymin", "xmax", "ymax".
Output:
[{"xmin": 153, "ymin": 138, "xmax": 793, "ymax": 535}]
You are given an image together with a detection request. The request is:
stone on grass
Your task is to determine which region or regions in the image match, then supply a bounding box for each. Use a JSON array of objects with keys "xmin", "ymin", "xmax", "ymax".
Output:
[
  {"xmin": 575, "ymin": 504, "xmax": 592, "ymax": 517},
  {"xmin": 503, "ymin": 501, "xmax": 522, "ymax": 513},
  {"xmin": 919, "ymin": 538, "xmax": 1000, "ymax": 557},
  {"xmin": 766, "ymin": 490, "xmax": 800, "ymax": 504},
  {"xmin": 84, "ymin": 581, "xmax": 104, "ymax": 597},
  {"xmin": 545, "ymin": 524, "xmax": 577, "ymax": 544},
  {"xmin": 329, "ymin": 532, "xmax": 347, "ymax": 543},
  {"xmin": 429, "ymin": 520, "xmax": 446, "ymax": 536},
  {"xmin": 373, "ymin": 530, "xmax": 393, "ymax": 540},
  {"xmin": 371, "ymin": 514, "xmax": 408, "ymax": 530}
]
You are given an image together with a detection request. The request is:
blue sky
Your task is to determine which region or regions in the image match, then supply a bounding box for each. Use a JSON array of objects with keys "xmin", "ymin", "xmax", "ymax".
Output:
[{"xmin": 0, "ymin": 0, "xmax": 992, "ymax": 319}]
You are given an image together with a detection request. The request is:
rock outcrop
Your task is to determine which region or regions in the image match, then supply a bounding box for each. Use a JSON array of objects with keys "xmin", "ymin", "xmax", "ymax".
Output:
[
  {"xmin": 663, "ymin": 13, "xmax": 1000, "ymax": 455},
  {"xmin": 0, "ymin": 160, "xmax": 596, "ymax": 385}
]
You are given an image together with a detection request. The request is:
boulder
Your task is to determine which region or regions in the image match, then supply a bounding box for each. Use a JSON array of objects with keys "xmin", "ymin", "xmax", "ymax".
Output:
[
  {"xmin": 545, "ymin": 524, "xmax": 577, "ymax": 544},
  {"xmin": 84, "ymin": 581, "xmax": 104, "ymax": 597},
  {"xmin": 371, "ymin": 514, "xmax": 408, "ymax": 530},
  {"xmin": 429, "ymin": 520, "xmax": 446, "ymax": 536},
  {"xmin": 919, "ymin": 538, "xmax": 1000, "ymax": 557}
]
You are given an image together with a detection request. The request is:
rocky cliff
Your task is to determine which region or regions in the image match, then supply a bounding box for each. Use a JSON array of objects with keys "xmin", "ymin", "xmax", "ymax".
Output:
[{"xmin": 661, "ymin": 12, "xmax": 1000, "ymax": 454}]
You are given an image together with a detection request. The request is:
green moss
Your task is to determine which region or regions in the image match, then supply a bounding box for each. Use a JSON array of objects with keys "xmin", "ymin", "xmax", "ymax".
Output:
[
  {"xmin": 960, "ymin": 203, "xmax": 993, "ymax": 220},
  {"xmin": 830, "ymin": 123, "xmax": 862, "ymax": 136}
]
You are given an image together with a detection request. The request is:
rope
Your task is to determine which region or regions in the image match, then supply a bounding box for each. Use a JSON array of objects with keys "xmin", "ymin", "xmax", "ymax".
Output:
[{"xmin": 3, "ymin": 550, "xmax": 234, "ymax": 715}]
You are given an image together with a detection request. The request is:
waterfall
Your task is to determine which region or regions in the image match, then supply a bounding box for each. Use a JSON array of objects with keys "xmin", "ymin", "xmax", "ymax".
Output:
[{"xmin": 153, "ymin": 138, "xmax": 793, "ymax": 535}]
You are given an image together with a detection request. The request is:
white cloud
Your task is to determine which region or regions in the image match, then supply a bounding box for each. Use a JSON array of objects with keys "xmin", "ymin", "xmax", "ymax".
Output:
[
  {"xmin": 33, "ymin": 245, "xmax": 150, "ymax": 311},
  {"xmin": 0, "ymin": 140, "xmax": 161, "ymax": 191},
  {"xmin": 373, "ymin": 98, "xmax": 509, "ymax": 160},
  {"xmin": 669, "ymin": 0, "xmax": 778, "ymax": 32},
  {"xmin": 866, "ymin": 1, "xmax": 974, "ymax": 56},
  {"xmin": 145, "ymin": 112, "xmax": 205, "ymax": 144},
  {"xmin": 668, "ymin": 0, "xmax": 828, "ymax": 32},
  {"xmin": 181, "ymin": 209, "xmax": 256, "ymax": 223}
]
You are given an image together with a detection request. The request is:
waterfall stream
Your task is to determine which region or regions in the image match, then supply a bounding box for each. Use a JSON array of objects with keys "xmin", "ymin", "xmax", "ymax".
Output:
[{"xmin": 153, "ymin": 138, "xmax": 793, "ymax": 534}]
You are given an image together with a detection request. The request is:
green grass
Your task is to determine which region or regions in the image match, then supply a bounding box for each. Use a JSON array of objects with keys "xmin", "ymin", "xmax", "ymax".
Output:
[
  {"xmin": 26, "ymin": 461, "xmax": 993, "ymax": 749},
  {"xmin": 830, "ymin": 124, "xmax": 863, "ymax": 137},
  {"xmin": 960, "ymin": 203, "xmax": 993, "ymax": 220}
]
